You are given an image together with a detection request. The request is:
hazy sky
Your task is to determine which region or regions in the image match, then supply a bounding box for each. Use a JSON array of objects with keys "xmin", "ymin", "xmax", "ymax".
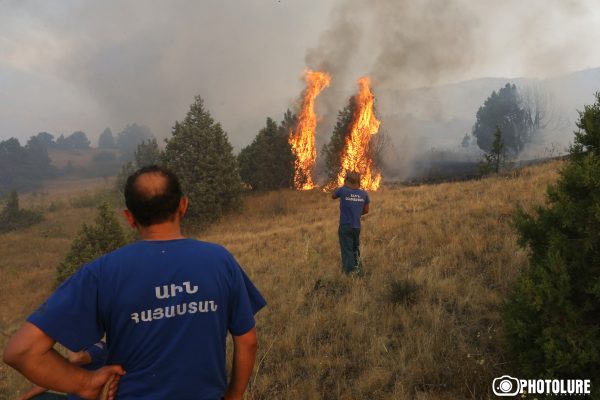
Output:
[{"xmin": 2, "ymin": 0, "xmax": 600, "ymax": 149}]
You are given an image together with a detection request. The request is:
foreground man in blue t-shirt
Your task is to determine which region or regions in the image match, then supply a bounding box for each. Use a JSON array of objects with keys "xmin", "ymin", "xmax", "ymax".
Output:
[
  {"xmin": 332, "ymin": 171, "xmax": 370, "ymax": 274},
  {"xmin": 4, "ymin": 165, "xmax": 266, "ymax": 400}
]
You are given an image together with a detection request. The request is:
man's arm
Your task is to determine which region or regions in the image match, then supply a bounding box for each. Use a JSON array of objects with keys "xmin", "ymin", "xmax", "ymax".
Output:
[
  {"xmin": 362, "ymin": 203, "xmax": 369, "ymax": 215},
  {"xmin": 3, "ymin": 322, "xmax": 124, "ymax": 400},
  {"xmin": 225, "ymin": 327, "xmax": 258, "ymax": 400},
  {"xmin": 18, "ymin": 349, "xmax": 94, "ymax": 400}
]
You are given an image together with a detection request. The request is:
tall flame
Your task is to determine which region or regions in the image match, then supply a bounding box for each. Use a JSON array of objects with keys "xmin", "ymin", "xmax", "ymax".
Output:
[
  {"xmin": 289, "ymin": 69, "xmax": 331, "ymax": 190},
  {"xmin": 336, "ymin": 76, "xmax": 382, "ymax": 191}
]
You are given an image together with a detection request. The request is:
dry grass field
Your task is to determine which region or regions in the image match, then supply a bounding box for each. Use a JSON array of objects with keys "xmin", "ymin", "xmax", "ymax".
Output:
[{"xmin": 0, "ymin": 161, "xmax": 563, "ymax": 399}]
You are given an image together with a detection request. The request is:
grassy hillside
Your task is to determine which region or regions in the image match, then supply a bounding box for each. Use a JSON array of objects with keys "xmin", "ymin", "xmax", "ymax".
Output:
[{"xmin": 0, "ymin": 161, "xmax": 562, "ymax": 399}]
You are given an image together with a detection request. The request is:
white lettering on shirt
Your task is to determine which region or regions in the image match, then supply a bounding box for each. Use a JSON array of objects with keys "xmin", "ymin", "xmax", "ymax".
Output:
[
  {"xmin": 131, "ymin": 281, "xmax": 218, "ymax": 324},
  {"xmin": 344, "ymin": 194, "xmax": 365, "ymax": 202},
  {"xmin": 155, "ymin": 281, "xmax": 199, "ymax": 299}
]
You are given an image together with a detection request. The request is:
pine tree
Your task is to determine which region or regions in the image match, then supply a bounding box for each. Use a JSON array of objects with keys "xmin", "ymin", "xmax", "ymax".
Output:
[
  {"xmin": 163, "ymin": 96, "xmax": 242, "ymax": 230},
  {"xmin": 322, "ymin": 97, "xmax": 355, "ymax": 184},
  {"xmin": 116, "ymin": 139, "xmax": 163, "ymax": 193},
  {"xmin": 472, "ymin": 83, "xmax": 533, "ymax": 156},
  {"xmin": 479, "ymin": 126, "xmax": 505, "ymax": 174},
  {"xmin": 238, "ymin": 114, "xmax": 294, "ymax": 191},
  {"xmin": 505, "ymin": 93, "xmax": 600, "ymax": 386},
  {"xmin": 98, "ymin": 128, "xmax": 116, "ymax": 149},
  {"xmin": 56, "ymin": 203, "xmax": 127, "ymax": 284}
]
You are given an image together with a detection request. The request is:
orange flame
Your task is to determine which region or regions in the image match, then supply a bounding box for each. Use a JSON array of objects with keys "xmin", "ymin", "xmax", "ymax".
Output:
[
  {"xmin": 336, "ymin": 76, "xmax": 382, "ymax": 191},
  {"xmin": 289, "ymin": 69, "xmax": 331, "ymax": 190}
]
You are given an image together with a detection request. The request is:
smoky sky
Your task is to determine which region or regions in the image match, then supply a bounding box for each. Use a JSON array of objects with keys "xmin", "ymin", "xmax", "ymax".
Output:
[{"xmin": 2, "ymin": 0, "xmax": 600, "ymax": 150}]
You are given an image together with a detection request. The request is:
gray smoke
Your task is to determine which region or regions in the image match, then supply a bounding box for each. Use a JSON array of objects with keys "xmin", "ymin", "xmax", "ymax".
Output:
[{"xmin": 303, "ymin": 0, "xmax": 598, "ymax": 180}]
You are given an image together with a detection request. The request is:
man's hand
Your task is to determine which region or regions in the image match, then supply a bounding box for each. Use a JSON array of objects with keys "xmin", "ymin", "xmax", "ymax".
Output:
[
  {"xmin": 4, "ymin": 322, "xmax": 125, "ymax": 400},
  {"xmin": 78, "ymin": 365, "xmax": 125, "ymax": 400}
]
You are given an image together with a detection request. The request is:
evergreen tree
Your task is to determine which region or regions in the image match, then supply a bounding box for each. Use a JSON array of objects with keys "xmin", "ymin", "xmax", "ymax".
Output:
[
  {"xmin": 0, "ymin": 137, "xmax": 55, "ymax": 194},
  {"xmin": 34, "ymin": 132, "xmax": 55, "ymax": 148},
  {"xmin": 135, "ymin": 139, "xmax": 162, "ymax": 167},
  {"xmin": 115, "ymin": 139, "xmax": 163, "ymax": 193},
  {"xmin": 25, "ymin": 136, "xmax": 55, "ymax": 180},
  {"xmin": 116, "ymin": 124, "xmax": 155, "ymax": 160},
  {"xmin": 472, "ymin": 83, "xmax": 533, "ymax": 156},
  {"xmin": 505, "ymin": 93, "xmax": 600, "ymax": 387},
  {"xmin": 98, "ymin": 128, "xmax": 116, "ymax": 149},
  {"xmin": 163, "ymin": 96, "xmax": 242, "ymax": 230},
  {"xmin": 322, "ymin": 97, "xmax": 355, "ymax": 184},
  {"xmin": 238, "ymin": 114, "xmax": 294, "ymax": 191},
  {"xmin": 0, "ymin": 190, "xmax": 43, "ymax": 233},
  {"xmin": 56, "ymin": 203, "xmax": 127, "ymax": 284},
  {"xmin": 479, "ymin": 127, "xmax": 505, "ymax": 174}
]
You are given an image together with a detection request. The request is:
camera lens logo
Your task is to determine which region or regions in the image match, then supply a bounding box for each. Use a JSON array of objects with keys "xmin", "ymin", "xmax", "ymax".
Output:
[{"xmin": 493, "ymin": 375, "xmax": 521, "ymax": 396}]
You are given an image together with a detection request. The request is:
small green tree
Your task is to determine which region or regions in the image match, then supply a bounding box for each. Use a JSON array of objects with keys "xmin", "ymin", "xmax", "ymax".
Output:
[
  {"xmin": 479, "ymin": 127, "xmax": 505, "ymax": 174},
  {"xmin": 0, "ymin": 191, "xmax": 42, "ymax": 233},
  {"xmin": 163, "ymin": 96, "xmax": 242, "ymax": 230},
  {"xmin": 116, "ymin": 139, "xmax": 163, "ymax": 193},
  {"xmin": 56, "ymin": 203, "xmax": 127, "ymax": 284},
  {"xmin": 238, "ymin": 115, "xmax": 294, "ymax": 191},
  {"xmin": 505, "ymin": 93, "xmax": 600, "ymax": 387}
]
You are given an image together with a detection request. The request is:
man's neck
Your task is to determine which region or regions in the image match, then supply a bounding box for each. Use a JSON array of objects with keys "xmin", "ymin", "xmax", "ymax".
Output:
[{"xmin": 138, "ymin": 222, "xmax": 185, "ymax": 241}]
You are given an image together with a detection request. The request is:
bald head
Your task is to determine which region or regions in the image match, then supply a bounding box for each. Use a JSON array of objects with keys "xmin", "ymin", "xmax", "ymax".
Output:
[
  {"xmin": 124, "ymin": 166, "xmax": 183, "ymax": 226},
  {"xmin": 134, "ymin": 172, "xmax": 170, "ymax": 198}
]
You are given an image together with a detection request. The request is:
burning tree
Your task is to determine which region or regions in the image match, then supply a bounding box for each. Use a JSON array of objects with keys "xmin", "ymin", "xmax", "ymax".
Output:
[
  {"xmin": 331, "ymin": 76, "xmax": 382, "ymax": 191},
  {"xmin": 288, "ymin": 69, "xmax": 331, "ymax": 190},
  {"xmin": 322, "ymin": 97, "xmax": 355, "ymax": 185}
]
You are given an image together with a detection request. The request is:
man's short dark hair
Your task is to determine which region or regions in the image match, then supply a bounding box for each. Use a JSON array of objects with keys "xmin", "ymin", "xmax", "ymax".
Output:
[
  {"xmin": 345, "ymin": 171, "xmax": 360, "ymax": 186},
  {"xmin": 124, "ymin": 165, "xmax": 183, "ymax": 226}
]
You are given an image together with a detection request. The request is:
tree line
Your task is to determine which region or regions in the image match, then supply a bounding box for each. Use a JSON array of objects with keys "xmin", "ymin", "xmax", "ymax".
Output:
[{"xmin": 0, "ymin": 124, "xmax": 156, "ymax": 194}]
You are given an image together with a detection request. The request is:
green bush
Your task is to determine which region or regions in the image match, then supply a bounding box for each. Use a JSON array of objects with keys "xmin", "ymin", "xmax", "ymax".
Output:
[
  {"xmin": 56, "ymin": 203, "xmax": 128, "ymax": 285},
  {"xmin": 505, "ymin": 93, "xmax": 600, "ymax": 389},
  {"xmin": 0, "ymin": 190, "xmax": 42, "ymax": 233}
]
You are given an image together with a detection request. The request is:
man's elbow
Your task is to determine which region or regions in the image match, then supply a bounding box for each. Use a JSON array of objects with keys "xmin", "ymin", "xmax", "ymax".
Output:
[
  {"xmin": 243, "ymin": 334, "xmax": 258, "ymax": 353},
  {"xmin": 3, "ymin": 339, "xmax": 25, "ymax": 369},
  {"xmin": 234, "ymin": 328, "xmax": 258, "ymax": 353}
]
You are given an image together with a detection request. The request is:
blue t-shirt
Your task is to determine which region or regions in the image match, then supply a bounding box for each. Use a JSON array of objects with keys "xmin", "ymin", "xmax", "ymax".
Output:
[
  {"xmin": 28, "ymin": 239, "xmax": 266, "ymax": 400},
  {"xmin": 334, "ymin": 186, "xmax": 370, "ymax": 229}
]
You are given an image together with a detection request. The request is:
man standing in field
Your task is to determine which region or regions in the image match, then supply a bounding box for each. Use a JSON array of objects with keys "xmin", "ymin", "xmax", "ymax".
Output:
[
  {"xmin": 4, "ymin": 165, "xmax": 266, "ymax": 400},
  {"xmin": 332, "ymin": 171, "xmax": 370, "ymax": 275}
]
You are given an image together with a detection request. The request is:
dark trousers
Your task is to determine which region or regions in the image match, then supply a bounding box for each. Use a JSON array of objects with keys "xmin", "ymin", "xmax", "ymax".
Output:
[{"xmin": 338, "ymin": 224, "xmax": 361, "ymax": 273}]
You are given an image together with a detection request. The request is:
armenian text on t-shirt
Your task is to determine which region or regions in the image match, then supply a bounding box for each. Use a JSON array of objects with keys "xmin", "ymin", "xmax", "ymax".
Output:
[{"xmin": 130, "ymin": 280, "xmax": 218, "ymax": 324}]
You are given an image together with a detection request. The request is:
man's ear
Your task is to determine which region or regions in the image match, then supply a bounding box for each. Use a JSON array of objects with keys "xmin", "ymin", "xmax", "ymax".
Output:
[
  {"xmin": 178, "ymin": 197, "xmax": 188, "ymax": 218},
  {"xmin": 123, "ymin": 209, "xmax": 138, "ymax": 228}
]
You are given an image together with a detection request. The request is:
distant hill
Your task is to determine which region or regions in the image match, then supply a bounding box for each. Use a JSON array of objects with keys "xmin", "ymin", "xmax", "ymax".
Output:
[
  {"xmin": 48, "ymin": 148, "xmax": 121, "ymax": 178},
  {"xmin": 378, "ymin": 67, "xmax": 600, "ymax": 151}
]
